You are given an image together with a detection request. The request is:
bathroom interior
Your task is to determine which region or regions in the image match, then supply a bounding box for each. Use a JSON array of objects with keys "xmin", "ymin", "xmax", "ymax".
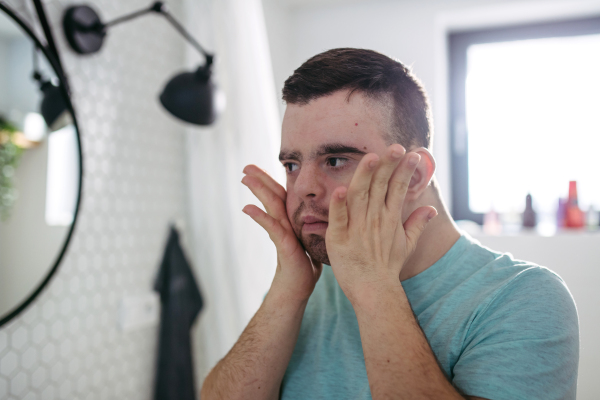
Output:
[{"xmin": 0, "ymin": 0, "xmax": 599, "ymax": 398}]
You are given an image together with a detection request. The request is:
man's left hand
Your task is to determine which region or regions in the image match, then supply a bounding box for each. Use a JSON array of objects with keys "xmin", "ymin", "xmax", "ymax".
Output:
[{"xmin": 325, "ymin": 144, "xmax": 437, "ymax": 304}]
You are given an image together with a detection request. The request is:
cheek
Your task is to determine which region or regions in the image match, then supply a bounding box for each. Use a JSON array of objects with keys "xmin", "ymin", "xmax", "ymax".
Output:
[
  {"xmin": 285, "ymin": 181, "xmax": 296, "ymax": 219},
  {"xmin": 325, "ymin": 169, "xmax": 354, "ymax": 188},
  {"xmin": 285, "ymin": 196, "xmax": 294, "ymax": 218},
  {"xmin": 320, "ymin": 173, "xmax": 352, "ymax": 208}
]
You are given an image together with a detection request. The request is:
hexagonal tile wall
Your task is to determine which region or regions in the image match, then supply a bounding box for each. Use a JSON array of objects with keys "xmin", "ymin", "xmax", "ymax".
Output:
[{"xmin": 0, "ymin": 0, "xmax": 189, "ymax": 399}]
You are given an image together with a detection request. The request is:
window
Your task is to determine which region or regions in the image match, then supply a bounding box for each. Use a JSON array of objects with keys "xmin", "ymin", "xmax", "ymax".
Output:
[
  {"xmin": 45, "ymin": 124, "xmax": 78, "ymax": 226},
  {"xmin": 449, "ymin": 16, "xmax": 600, "ymax": 225}
]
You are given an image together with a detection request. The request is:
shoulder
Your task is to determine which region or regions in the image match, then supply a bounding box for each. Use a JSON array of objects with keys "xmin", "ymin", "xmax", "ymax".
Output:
[
  {"xmin": 460, "ymin": 236, "xmax": 576, "ymax": 312},
  {"xmin": 462, "ymin": 236, "xmax": 579, "ymax": 337},
  {"xmin": 453, "ymin": 254, "xmax": 579, "ymax": 399},
  {"xmin": 476, "ymin": 255, "xmax": 578, "ymax": 327}
]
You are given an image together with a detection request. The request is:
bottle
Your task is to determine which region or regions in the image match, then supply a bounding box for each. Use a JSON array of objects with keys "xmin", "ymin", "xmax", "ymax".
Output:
[
  {"xmin": 565, "ymin": 181, "xmax": 584, "ymax": 228},
  {"xmin": 556, "ymin": 198, "xmax": 566, "ymax": 228},
  {"xmin": 483, "ymin": 206, "xmax": 502, "ymax": 235},
  {"xmin": 586, "ymin": 206, "xmax": 599, "ymax": 230},
  {"xmin": 522, "ymin": 193, "xmax": 537, "ymax": 228}
]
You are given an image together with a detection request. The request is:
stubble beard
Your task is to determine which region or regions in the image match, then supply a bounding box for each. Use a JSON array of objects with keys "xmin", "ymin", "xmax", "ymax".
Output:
[{"xmin": 291, "ymin": 202, "xmax": 331, "ymax": 266}]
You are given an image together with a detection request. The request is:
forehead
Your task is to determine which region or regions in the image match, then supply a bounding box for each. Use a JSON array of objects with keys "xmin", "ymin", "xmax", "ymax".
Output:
[{"xmin": 281, "ymin": 90, "xmax": 389, "ymax": 156}]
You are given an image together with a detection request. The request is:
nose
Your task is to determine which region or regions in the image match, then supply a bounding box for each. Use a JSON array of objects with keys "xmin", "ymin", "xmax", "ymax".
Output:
[{"xmin": 293, "ymin": 162, "xmax": 326, "ymax": 200}]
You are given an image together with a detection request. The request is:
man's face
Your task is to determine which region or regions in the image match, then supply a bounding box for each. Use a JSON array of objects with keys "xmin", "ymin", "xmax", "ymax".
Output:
[{"xmin": 280, "ymin": 90, "xmax": 390, "ymax": 265}]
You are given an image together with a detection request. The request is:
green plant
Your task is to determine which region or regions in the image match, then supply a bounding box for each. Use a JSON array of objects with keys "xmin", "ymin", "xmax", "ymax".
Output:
[{"xmin": 0, "ymin": 115, "xmax": 24, "ymax": 221}]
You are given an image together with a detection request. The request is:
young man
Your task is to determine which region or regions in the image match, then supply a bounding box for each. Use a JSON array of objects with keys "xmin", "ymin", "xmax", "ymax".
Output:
[{"xmin": 200, "ymin": 48, "xmax": 579, "ymax": 400}]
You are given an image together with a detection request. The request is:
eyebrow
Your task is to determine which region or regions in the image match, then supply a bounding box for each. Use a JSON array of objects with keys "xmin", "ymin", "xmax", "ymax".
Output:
[
  {"xmin": 279, "ymin": 142, "xmax": 367, "ymax": 162},
  {"xmin": 279, "ymin": 150, "xmax": 302, "ymax": 162},
  {"xmin": 314, "ymin": 143, "xmax": 367, "ymax": 158}
]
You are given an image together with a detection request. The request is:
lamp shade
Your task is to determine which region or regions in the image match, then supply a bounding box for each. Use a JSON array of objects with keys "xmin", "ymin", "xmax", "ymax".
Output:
[
  {"xmin": 40, "ymin": 81, "xmax": 69, "ymax": 130},
  {"xmin": 159, "ymin": 65, "xmax": 219, "ymax": 126}
]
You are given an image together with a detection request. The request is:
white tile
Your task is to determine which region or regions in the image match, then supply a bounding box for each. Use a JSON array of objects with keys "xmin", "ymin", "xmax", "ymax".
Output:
[
  {"xmin": 9, "ymin": 371, "xmax": 28, "ymax": 396},
  {"xmin": 30, "ymin": 366, "xmax": 46, "ymax": 389},
  {"xmin": 10, "ymin": 327, "xmax": 28, "ymax": 351},
  {"xmin": 0, "ymin": 376, "xmax": 7, "ymax": 398},
  {"xmin": 20, "ymin": 348, "xmax": 38, "ymax": 371},
  {"xmin": 0, "ymin": 351, "xmax": 18, "ymax": 377}
]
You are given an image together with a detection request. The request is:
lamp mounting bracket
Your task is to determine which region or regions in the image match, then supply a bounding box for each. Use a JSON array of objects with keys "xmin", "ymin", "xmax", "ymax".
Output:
[{"xmin": 63, "ymin": 1, "xmax": 212, "ymax": 65}]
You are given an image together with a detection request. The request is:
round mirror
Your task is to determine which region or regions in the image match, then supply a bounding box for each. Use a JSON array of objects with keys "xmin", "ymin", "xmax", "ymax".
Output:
[{"xmin": 0, "ymin": 3, "xmax": 82, "ymax": 326}]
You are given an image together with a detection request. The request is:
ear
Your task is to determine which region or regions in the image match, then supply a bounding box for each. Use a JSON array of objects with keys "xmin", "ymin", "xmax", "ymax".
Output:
[{"xmin": 407, "ymin": 147, "xmax": 436, "ymax": 200}]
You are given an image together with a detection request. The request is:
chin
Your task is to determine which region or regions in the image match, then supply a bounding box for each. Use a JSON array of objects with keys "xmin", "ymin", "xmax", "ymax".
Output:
[{"xmin": 302, "ymin": 234, "xmax": 331, "ymax": 266}]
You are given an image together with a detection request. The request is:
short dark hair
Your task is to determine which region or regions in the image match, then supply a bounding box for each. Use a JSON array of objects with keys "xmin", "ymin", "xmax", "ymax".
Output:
[{"xmin": 282, "ymin": 48, "xmax": 432, "ymax": 149}]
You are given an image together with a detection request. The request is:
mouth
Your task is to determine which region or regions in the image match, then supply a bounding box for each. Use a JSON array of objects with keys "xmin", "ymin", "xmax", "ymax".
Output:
[{"xmin": 301, "ymin": 215, "xmax": 328, "ymax": 234}]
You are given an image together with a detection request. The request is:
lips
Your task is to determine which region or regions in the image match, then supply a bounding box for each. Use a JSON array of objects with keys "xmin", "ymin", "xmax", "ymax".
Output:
[
  {"xmin": 302, "ymin": 216, "xmax": 327, "ymax": 224},
  {"xmin": 301, "ymin": 215, "xmax": 328, "ymax": 233}
]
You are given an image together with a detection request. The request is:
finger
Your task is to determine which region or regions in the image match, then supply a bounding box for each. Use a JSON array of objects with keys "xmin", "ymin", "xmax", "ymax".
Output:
[
  {"xmin": 241, "ymin": 175, "xmax": 290, "ymax": 228},
  {"xmin": 327, "ymin": 187, "xmax": 348, "ymax": 237},
  {"xmin": 402, "ymin": 206, "xmax": 437, "ymax": 252},
  {"xmin": 346, "ymin": 153, "xmax": 379, "ymax": 217},
  {"xmin": 243, "ymin": 164, "xmax": 286, "ymax": 202},
  {"xmin": 242, "ymin": 204, "xmax": 288, "ymax": 244},
  {"xmin": 386, "ymin": 152, "xmax": 420, "ymax": 212},
  {"xmin": 368, "ymin": 144, "xmax": 405, "ymax": 210}
]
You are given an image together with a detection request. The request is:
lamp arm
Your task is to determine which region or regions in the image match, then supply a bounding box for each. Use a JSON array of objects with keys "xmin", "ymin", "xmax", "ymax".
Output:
[
  {"xmin": 104, "ymin": 1, "xmax": 213, "ymax": 65},
  {"xmin": 103, "ymin": 4, "xmax": 157, "ymax": 29},
  {"xmin": 157, "ymin": 6, "xmax": 213, "ymax": 65},
  {"xmin": 32, "ymin": 0, "xmax": 70, "ymax": 91}
]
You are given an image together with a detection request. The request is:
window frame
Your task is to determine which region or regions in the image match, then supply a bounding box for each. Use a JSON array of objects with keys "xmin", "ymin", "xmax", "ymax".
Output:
[{"xmin": 448, "ymin": 15, "xmax": 600, "ymax": 224}]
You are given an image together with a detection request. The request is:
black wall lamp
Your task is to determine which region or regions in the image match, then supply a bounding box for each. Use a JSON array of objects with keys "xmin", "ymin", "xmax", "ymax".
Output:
[
  {"xmin": 31, "ymin": 48, "xmax": 70, "ymax": 131},
  {"xmin": 62, "ymin": 1, "xmax": 222, "ymax": 125}
]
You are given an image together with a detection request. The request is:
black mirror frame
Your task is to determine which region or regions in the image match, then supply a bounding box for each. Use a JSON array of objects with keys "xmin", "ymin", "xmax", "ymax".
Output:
[{"xmin": 0, "ymin": 1, "xmax": 83, "ymax": 327}]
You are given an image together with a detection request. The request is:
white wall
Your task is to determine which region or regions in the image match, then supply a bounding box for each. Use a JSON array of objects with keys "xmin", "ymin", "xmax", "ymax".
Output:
[
  {"xmin": 0, "ymin": 39, "xmax": 8, "ymax": 114},
  {"xmin": 0, "ymin": 36, "xmax": 39, "ymax": 123},
  {"xmin": 262, "ymin": 0, "xmax": 600, "ymax": 398},
  {"xmin": 0, "ymin": 138, "xmax": 69, "ymax": 318}
]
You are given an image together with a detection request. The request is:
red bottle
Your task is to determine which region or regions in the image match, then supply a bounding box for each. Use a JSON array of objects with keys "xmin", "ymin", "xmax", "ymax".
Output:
[{"xmin": 565, "ymin": 181, "xmax": 585, "ymax": 228}]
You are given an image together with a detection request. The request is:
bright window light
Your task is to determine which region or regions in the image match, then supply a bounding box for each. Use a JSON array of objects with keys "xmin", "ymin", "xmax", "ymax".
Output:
[
  {"xmin": 466, "ymin": 34, "xmax": 600, "ymax": 215},
  {"xmin": 45, "ymin": 124, "xmax": 78, "ymax": 226},
  {"xmin": 23, "ymin": 112, "xmax": 46, "ymax": 142}
]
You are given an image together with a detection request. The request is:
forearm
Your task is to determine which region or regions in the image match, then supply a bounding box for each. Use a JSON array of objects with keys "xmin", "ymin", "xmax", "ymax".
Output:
[
  {"xmin": 201, "ymin": 282, "xmax": 307, "ymax": 400},
  {"xmin": 353, "ymin": 282, "xmax": 464, "ymax": 400}
]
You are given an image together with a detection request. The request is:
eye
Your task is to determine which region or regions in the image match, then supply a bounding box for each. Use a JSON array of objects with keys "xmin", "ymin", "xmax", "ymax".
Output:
[
  {"xmin": 283, "ymin": 162, "xmax": 299, "ymax": 173},
  {"xmin": 327, "ymin": 157, "xmax": 348, "ymax": 168}
]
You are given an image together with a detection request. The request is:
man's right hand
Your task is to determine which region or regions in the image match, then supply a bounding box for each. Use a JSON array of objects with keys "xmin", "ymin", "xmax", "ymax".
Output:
[
  {"xmin": 202, "ymin": 165, "xmax": 318, "ymax": 399},
  {"xmin": 241, "ymin": 164, "xmax": 322, "ymax": 303}
]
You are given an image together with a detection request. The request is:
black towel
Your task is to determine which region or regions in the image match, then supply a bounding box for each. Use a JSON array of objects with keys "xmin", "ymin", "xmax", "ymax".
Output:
[{"xmin": 153, "ymin": 226, "xmax": 204, "ymax": 400}]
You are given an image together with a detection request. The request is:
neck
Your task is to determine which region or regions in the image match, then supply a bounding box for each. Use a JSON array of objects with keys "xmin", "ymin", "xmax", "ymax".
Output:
[{"xmin": 399, "ymin": 189, "xmax": 461, "ymax": 282}]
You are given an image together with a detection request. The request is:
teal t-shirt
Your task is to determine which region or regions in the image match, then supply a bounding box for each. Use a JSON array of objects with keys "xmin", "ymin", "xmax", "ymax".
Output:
[{"xmin": 280, "ymin": 234, "xmax": 579, "ymax": 400}]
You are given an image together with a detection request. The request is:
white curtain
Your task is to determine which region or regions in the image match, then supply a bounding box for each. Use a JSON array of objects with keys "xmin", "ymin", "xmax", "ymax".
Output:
[{"xmin": 182, "ymin": 0, "xmax": 283, "ymax": 382}]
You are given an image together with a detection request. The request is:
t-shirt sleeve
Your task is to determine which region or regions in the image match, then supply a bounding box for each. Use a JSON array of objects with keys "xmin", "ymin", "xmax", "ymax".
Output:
[{"xmin": 452, "ymin": 267, "xmax": 579, "ymax": 400}]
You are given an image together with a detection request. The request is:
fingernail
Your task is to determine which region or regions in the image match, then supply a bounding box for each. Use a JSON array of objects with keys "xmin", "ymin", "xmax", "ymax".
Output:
[
  {"xmin": 427, "ymin": 210, "xmax": 438, "ymax": 221},
  {"xmin": 391, "ymin": 149, "xmax": 402, "ymax": 158},
  {"xmin": 408, "ymin": 154, "xmax": 420, "ymax": 167},
  {"xmin": 338, "ymin": 189, "xmax": 347, "ymax": 199},
  {"xmin": 369, "ymin": 158, "xmax": 379, "ymax": 169}
]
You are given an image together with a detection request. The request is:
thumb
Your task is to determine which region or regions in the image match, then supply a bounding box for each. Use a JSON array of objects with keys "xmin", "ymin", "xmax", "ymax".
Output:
[{"xmin": 403, "ymin": 206, "xmax": 437, "ymax": 251}]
